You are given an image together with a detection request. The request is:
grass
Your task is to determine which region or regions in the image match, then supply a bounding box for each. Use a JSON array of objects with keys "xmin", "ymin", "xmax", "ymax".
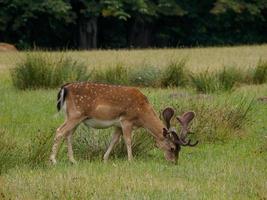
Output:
[
  {"xmin": 253, "ymin": 60, "xmax": 267, "ymax": 84},
  {"xmin": 92, "ymin": 63, "xmax": 129, "ymax": 85},
  {"xmin": 129, "ymin": 65, "xmax": 161, "ymax": 87},
  {"xmin": 0, "ymin": 46, "xmax": 267, "ymax": 199},
  {"xmin": 1, "ymin": 45, "xmax": 267, "ymax": 74},
  {"xmin": 73, "ymin": 125, "xmax": 154, "ymax": 161},
  {"xmin": 10, "ymin": 52, "xmax": 90, "ymax": 89},
  {"xmin": 7, "ymin": 46, "xmax": 267, "ymax": 91},
  {"xmin": 160, "ymin": 59, "xmax": 188, "ymax": 87}
]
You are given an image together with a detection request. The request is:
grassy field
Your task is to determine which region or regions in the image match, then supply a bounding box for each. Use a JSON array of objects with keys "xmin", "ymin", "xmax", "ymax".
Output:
[
  {"xmin": 1, "ymin": 44, "xmax": 267, "ymax": 73},
  {"xmin": 0, "ymin": 45, "xmax": 267, "ymax": 199}
]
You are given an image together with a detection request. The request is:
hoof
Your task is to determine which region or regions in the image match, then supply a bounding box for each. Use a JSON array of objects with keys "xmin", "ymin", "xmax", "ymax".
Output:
[
  {"xmin": 49, "ymin": 156, "xmax": 57, "ymax": 165},
  {"xmin": 70, "ymin": 159, "xmax": 77, "ymax": 165}
]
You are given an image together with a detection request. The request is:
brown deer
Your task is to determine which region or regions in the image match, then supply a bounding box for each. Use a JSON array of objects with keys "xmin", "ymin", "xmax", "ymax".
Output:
[{"xmin": 50, "ymin": 82, "xmax": 198, "ymax": 165}]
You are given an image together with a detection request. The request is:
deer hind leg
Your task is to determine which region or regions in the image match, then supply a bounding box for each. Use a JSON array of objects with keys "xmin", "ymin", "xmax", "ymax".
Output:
[
  {"xmin": 121, "ymin": 121, "xmax": 133, "ymax": 161},
  {"xmin": 66, "ymin": 129, "xmax": 77, "ymax": 164},
  {"xmin": 103, "ymin": 127, "xmax": 122, "ymax": 162},
  {"xmin": 50, "ymin": 118, "xmax": 81, "ymax": 165}
]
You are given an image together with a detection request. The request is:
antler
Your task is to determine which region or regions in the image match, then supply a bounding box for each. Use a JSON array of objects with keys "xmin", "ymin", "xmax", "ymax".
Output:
[
  {"xmin": 162, "ymin": 108, "xmax": 198, "ymax": 147},
  {"xmin": 162, "ymin": 107, "xmax": 175, "ymax": 129},
  {"xmin": 175, "ymin": 111, "xmax": 199, "ymax": 147}
]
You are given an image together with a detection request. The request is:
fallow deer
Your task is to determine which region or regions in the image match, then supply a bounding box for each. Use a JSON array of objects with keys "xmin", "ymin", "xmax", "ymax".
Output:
[{"xmin": 50, "ymin": 82, "xmax": 198, "ymax": 165}]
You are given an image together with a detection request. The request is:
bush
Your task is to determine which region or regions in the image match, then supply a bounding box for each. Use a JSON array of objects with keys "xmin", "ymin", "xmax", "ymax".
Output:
[
  {"xmin": 160, "ymin": 59, "xmax": 188, "ymax": 87},
  {"xmin": 11, "ymin": 52, "xmax": 90, "ymax": 89},
  {"xmin": 253, "ymin": 61, "xmax": 267, "ymax": 84},
  {"xmin": 92, "ymin": 63, "xmax": 129, "ymax": 85},
  {"xmin": 73, "ymin": 125, "xmax": 154, "ymax": 161},
  {"xmin": 129, "ymin": 66, "xmax": 161, "ymax": 87}
]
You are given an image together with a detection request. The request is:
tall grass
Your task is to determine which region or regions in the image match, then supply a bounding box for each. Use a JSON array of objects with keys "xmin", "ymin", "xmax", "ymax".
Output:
[
  {"xmin": 27, "ymin": 129, "xmax": 55, "ymax": 167},
  {"xmin": 173, "ymin": 95, "xmax": 253, "ymax": 143},
  {"xmin": 0, "ymin": 130, "xmax": 23, "ymax": 174},
  {"xmin": 191, "ymin": 67, "xmax": 247, "ymax": 93},
  {"xmin": 190, "ymin": 70, "xmax": 220, "ymax": 93},
  {"xmin": 252, "ymin": 60, "xmax": 267, "ymax": 84},
  {"xmin": 10, "ymin": 52, "xmax": 90, "ymax": 89},
  {"xmin": 160, "ymin": 59, "xmax": 188, "ymax": 87},
  {"xmin": 129, "ymin": 66, "xmax": 161, "ymax": 87},
  {"xmin": 9, "ymin": 52, "xmax": 267, "ymax": 91},
  {"xmin": 73, "ymin": 125, "xmax": 154, "ymax": 161},
  {"xmin": 92, "ymin": 63, "xmax": 129, "ymax": 85},
  {"xmin": 217, "ymin": 67, "xmax": 245, "ymax": 90}
]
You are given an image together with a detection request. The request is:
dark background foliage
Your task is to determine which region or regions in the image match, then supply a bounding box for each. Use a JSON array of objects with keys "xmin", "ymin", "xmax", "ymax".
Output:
[{"xmin": 1, "ymin": 0, "xmax": 267, "ymax": 49}]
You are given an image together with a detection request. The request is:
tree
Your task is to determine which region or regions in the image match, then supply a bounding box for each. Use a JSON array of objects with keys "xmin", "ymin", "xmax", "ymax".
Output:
[
  {"xmin": 0, "ymin": 0, "xmax": 73, "ymax": 48},
  {"xmin": 70, "ymin": 0, "xmax": 131, "ymax": 49}
]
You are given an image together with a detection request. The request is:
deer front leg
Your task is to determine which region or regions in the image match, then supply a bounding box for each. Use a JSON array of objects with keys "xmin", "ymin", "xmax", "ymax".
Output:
[
  {"xmin": 103, "ymin": 127, "xmax": 122, "ymax": 162},
  {"xmin": 121, "ymin": 121, "xmax": 133, "ymax": 161}
]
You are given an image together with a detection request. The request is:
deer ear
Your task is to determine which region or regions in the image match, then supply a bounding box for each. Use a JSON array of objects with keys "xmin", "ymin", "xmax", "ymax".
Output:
[{"xmin": 162, "ymin": 107, "xmax": 174, "ymax": 129}]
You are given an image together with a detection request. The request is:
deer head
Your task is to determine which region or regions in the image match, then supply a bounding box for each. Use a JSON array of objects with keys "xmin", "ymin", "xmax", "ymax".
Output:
[{"xmin": 161, "ymin": 107, "xmax": 198, "ymax": 164}]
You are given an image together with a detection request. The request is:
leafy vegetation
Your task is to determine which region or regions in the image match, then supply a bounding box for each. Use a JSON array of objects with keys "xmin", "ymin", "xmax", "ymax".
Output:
[{"xmin": 1, "ymin": 1, "xmax": 267, "ymax": 49}]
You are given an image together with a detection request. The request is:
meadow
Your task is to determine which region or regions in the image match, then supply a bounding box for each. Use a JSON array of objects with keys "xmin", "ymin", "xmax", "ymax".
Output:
[{"xmin": 0, "ymin": 45, "xmax": 267, "ymax": 199}]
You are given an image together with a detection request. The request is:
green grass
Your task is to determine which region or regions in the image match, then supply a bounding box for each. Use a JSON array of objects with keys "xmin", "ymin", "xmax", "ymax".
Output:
[
  {"xmin": 6, "ymin": 48, "xmax": 267, "ymax": 91},
  {"xmin": 10, "ymin": 52, "xmax": 90, "ymax": 89},
  {"xmin": 160, "ymin": 59, "xmax": 188, "ymax": 87},
  {"xmin": 0, "ymin": 47, "xmax": 267, "ymax": 199},
  {"xmin": 253, "ymin": 60, "xmax": 267, "ymax": 84}
]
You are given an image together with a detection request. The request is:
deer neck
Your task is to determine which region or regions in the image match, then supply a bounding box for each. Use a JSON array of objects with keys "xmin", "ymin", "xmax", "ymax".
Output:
[{"xmin": 141, "ymin": 109, "xmax": 166, "ymax": 142}]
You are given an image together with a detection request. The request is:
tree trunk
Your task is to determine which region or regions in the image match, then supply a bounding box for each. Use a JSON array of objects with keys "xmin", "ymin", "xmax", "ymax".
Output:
[
  {"xmin": 78, "ymin": 17, "xmax": 97, "ymax": 49},
  {"xmin": 128, "ymin": 18, "xmax": 153, "ymax": 48}
]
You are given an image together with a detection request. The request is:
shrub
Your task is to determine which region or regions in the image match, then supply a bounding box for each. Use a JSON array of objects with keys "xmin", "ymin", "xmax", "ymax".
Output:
[
  {"xmin": 92, "ymin": 63, "xmax": 129, "ymax": 85},
  {"xmin": 11, "ymin": 52, "xmax": 90, "ymax": 89},
  {"xmin": 160, "ymin": 59, "xmax": 188, "ymax": 87},
  {"xmin": 73, "ymin": 125, "xmax": 154, "ymax": 161},
  {"xmin": 129, "ymin": 66, "xmax": 161, "ymax": 87},
  {"xmin": 253, "ymin": 61, "xmax": 267, "ymax": 84}
]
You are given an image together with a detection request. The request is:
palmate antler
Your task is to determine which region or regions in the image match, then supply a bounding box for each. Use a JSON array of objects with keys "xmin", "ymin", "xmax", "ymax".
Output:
[
  {"xmin": 176, "ymin": 111, "xmax": 199, "ymax": 146},
  {"xmin": 162, "ymin": 108, "xmax": 198, "ymax": 147}
]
